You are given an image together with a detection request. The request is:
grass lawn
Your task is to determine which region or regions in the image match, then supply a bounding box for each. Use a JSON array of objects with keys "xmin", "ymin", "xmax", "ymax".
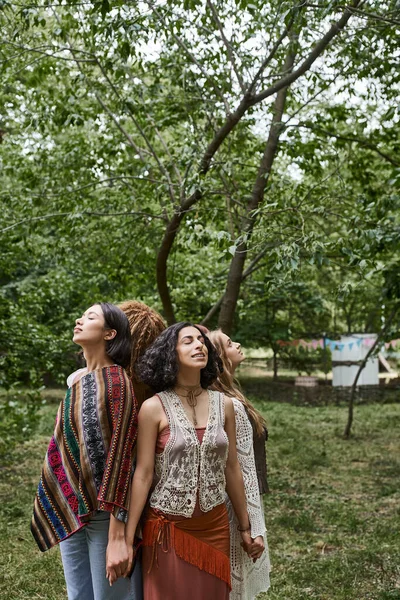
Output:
[{"xmin": 0, "ymin": 394, "xmax": 399, "ymax": 600}]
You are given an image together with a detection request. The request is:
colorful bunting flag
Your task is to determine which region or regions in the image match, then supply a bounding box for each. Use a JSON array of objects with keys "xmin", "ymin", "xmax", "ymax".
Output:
[{"xmin": 275, "ymin": 336, "xmax": 400, "ymax": 351}]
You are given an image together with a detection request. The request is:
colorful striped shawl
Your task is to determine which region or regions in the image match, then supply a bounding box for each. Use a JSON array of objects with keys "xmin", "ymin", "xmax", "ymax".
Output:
[{"xmin": 31, "ymin": 365, "xmax": 138, "ymax": 552}]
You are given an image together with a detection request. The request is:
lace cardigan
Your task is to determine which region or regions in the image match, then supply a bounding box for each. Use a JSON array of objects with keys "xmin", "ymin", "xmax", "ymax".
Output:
[{"xmin": 226, "ymin": 398, "xmax": 271, "ymax": 600}]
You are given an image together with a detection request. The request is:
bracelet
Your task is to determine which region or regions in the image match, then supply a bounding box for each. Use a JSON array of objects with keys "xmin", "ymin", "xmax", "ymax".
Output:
[{"xmin": 237, "ymin": 523, "xmax": 251, "ymax": 533}]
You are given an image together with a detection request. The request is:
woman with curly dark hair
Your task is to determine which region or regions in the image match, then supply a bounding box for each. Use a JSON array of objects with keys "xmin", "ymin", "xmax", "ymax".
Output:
[{"xmin": 110, "ymin": 323, "xmax": 261, "ymax": 599}]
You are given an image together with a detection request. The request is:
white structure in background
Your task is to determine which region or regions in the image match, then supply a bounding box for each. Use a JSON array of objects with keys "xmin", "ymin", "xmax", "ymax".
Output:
[{"xmin": 332, "ymin": 334, "xmax": 379, "ymax": 387}]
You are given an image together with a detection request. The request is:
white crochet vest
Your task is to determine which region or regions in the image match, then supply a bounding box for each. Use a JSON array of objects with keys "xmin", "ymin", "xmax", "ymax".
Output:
[{"xmin": 150, "ymin": 389, "xmax": 228, "ymax": 517}]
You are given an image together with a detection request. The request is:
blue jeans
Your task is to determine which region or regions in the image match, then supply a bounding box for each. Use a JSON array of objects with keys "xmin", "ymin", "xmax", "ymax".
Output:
[{"xmin": 60, "ymin": 511, "xmax": 142, "ymax": 600}]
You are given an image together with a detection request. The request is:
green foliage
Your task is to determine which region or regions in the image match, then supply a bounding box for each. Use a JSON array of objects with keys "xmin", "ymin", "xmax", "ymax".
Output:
[
  {"xmin": 278, "ymin": 346, "xmax": 330, "ymax": 377},
  {"xmin": 0, "ymin": 0, "xmax": 399, "ymax": 380},
  {"xmin": 0, "ymin": 388, "xmax": 42, "ymax": 461}
]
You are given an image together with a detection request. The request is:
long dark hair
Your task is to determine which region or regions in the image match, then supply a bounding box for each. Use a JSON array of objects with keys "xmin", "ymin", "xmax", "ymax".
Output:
[
  {"xmin": 98, "ymin": 302, "xmax": 132, "ymax": 369},
  {"xmin": 135, "ymin": 322, "xmax": 222, "ymax": 392}
]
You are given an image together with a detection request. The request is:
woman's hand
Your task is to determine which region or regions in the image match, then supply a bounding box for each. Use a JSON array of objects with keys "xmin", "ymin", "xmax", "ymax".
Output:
[
  {"xmin": 123, "ymin": 543, "xmax": 135, "ymax": 578},
  {"xmin": 106, "ymin": 538, "xmax": 129, "ymax": 586},
  {"xmin": 249, "ymin": 535, "xmax": 264, "ymax": 562},
  {"xmin": 239, "ymin": 529, "xmax": 253, "ymax": 556},
  {"xmin": 240, "ymin": 532, "xmax": 264, "ymax": 562}
]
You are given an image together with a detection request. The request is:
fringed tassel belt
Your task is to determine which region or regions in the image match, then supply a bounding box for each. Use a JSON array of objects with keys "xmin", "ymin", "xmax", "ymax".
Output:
[{"xmin": 143, "ymin": 504, "xmax": 231, "ymax": 589}]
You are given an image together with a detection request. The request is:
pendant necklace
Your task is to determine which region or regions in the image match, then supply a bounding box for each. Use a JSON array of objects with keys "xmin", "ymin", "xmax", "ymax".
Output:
[{"xmin": 175, "ymin": 384, "xmax": 203, "ymax": 427}]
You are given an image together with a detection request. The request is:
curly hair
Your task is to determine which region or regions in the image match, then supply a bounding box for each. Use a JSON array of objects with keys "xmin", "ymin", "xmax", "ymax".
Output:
[
  {"xmin": 208, "ymin": 329, "xmax": 266, "ymax": 437},
  {"xmin": 118, "ymin": 300, "xmax": 166, "ymax": 405},
  {"xmin": 136, "ymin": 322, "xmax": 222, "ymax": 393}
]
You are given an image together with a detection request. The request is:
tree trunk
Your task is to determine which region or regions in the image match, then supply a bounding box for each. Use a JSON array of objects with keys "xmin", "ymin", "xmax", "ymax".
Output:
[
  {"xmin": 273, "ymin": 347, "xmax": 278, "ymax": 380},
  {"xmin": 343, "ymin": 305, "xmax": 398, "ymax": 439},
  {"xmin": 218, "ymin": 47, "xmax": 296, "ymax": 334},
  {"xmin": 156, "ymin": 191, "xmax": 201, "ymax": 324}
]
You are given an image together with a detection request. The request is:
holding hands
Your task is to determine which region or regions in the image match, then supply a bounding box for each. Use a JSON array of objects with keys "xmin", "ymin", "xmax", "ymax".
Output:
[
  {"xmin": 106, "ymin": 538, "xmax": 130, "ymax": 586},
  {"xmin": 240, "ymin": 529, "xmax": 264, "ymax": 562},
  {"xmin": 106, "ymin": 536, "xmax": 140, "ymax": 584},
  {"xmin": 248, "ymin": 534, "xmax": 265, "ymax": 562}
]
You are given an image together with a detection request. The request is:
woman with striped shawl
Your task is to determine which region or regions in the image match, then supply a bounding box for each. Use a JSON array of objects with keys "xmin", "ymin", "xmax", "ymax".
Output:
[{"xmin": 31, "ymin": 302, "xmax": 138, "ymax": 600}]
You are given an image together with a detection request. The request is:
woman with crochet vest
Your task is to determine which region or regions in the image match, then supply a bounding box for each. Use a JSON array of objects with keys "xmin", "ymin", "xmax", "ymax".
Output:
[
  {"xmin": 209, "ymin": 329, "xmax": 271, "ymax": 599},
  {"xmin": 118, "ymin": 323, "xmax": 263, "ymax": 599}
]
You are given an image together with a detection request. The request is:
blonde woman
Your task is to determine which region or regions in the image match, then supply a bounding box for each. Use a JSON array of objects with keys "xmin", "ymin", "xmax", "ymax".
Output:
[{"xmin": 209, "ymin": 329, "xmax": 271, "ymax": 600}]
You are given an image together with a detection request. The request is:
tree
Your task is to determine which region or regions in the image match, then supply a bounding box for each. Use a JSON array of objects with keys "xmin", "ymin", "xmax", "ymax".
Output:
[{"xmin": 1, "ymin": 1, "xmax": 399, "ymax": 385}]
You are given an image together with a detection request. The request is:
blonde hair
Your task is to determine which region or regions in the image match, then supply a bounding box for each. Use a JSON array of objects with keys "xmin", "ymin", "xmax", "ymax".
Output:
[
  {"xmin": 118, "ymin": 300, "xmax": 166, "ymax": 406},
  {"xmin": 208, "ymin": 329, "xmax": 266, "ymax": 437}
]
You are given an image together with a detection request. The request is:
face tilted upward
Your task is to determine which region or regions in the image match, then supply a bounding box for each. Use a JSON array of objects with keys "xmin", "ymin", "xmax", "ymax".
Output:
[
  {"xmin": 220, "ymin": 332, "xmax": 245, "ymax": 369},
  {"xmin": 176, "ymin": 326, "xmax": 209, "ymax": 370},
  {"xmin": 72, "ymin": 304, "xmax": 112, "ymax": 348}
]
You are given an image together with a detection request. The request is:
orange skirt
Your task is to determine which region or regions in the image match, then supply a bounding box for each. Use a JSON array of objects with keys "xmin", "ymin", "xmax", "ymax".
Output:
[{"xmin": 142, "ymin": 503, "xmax": 231, "ymax": 600}]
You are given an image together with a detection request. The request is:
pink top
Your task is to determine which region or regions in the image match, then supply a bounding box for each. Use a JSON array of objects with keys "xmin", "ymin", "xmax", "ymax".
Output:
[{"xmin": 156, "ymin": 425, "xmax": 206, "ymax": 453}]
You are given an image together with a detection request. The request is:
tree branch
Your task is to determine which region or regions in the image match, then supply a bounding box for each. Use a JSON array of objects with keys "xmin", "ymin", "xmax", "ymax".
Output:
[
  {"xmin": 247, "ymin": 16, "xmax": 296, "ymax": 95},
  {"xmin": 201, "ymin": 245, "xmax": 276, "ymax": 326},
  {"xmin": 94, "ymin": 94, "xmax": 148, "ymax": 161},
  {"xmin": 121, "ymin": 103, "xmax": 177, "ymax": 204},
  {"xmin": 218, "ymin": 37, "xmax": 298, "ymax": 333},
  {"xmin": 241, "ymin": 246, "xmax": 269, "ymax": 279},
  {"xmin": 156, "ymin": 189, "xmax": 202, "ymax": 324},
  {"xmin": 344, "ymin": 304, "xmax": 399, "ymax": 438},
  {"xmin": 292, "ymin": 123, "xmax": 400, "ymax": 167},
  {"xmin": 0, "ymin": 41, "xmax": 96, "ymax": 63},
  {"xmin": 147, "ymin": 1, "xmax": 231, "ymax": 114},
  {"xmin": 52, "ymin": 7, "xmax": 177, "ymax": 205},
  {"xmin": 1, "ymin": 209, "xmax": 166, "ymax": 234},
  {"xmin": 341, "ymin": 5, "xmax": 400, "ymax": 26},
  {"xmin": 20, "ymin": 176, "xmax": 178, "ymax": 199},
  {"xmin": 199, "ymin": 1, "xmax": 361, "ymax": 175},
  {"xmin": 81, "ymin": 41, "xmax": 177, "ymax": 204},
  {"xmin": 251, "ymin": 0, "xmax": 363, "ymax": 105},
  {"xmin": 199, "ymin": 97, "xmax": 250, "ymax": 174},
  {"xmin": 206, "ymin": 0, "xmax": 246, "ymax": 92},
  {"xmin": 138, "ymin": 105, "xmax": 183, "ymax": 196},
  {"xmin": 284, "ymin": 57, "xmax": 354, "ymax": 123},
  {"xmin": 201, "ymin": 296, "xmax": 225, "ymax": 326}
]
